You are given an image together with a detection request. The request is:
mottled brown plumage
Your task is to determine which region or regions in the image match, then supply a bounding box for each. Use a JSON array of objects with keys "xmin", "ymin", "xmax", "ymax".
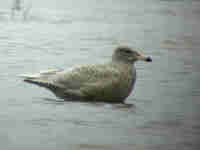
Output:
[{"xmin": 20, "ymin": 46, "xmax": 152, "ymax": 103}]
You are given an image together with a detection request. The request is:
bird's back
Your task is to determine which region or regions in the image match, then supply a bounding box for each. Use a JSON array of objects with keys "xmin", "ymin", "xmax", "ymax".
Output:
[{"xmin": 51, "ymin": 63, "xmax": 121, "ymax": 89}]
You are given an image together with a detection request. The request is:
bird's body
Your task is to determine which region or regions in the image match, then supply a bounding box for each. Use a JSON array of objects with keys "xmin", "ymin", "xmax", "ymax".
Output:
[{"xmin": 20, "ymin": 46, "xmax": 152, "ymax": 103}]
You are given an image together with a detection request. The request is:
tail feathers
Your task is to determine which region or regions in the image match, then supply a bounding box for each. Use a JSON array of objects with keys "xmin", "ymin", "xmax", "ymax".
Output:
[
  {"xmin": 18, "ymin": 73, "xmax": 42, "ymax": 80},
  {"xmin": 19, "ymin": 69, "xmax": 64, "ymax": 89},
  {"xmin": 24, "ymin": 78, "xmax": 55, "ymax": 89},
  {"xmin": 23, "ymin": 78, "xmax": 62, "ymax": 93},
  {"xmin": 18, "ymin": 69, "xmax": 63, "ymax": 79}
]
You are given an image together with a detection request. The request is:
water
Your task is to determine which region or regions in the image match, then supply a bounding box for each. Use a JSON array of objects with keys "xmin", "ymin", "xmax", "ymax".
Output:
[{"xmin": 0, "ymin": 0, "xmax": 199, "ymax": 149}]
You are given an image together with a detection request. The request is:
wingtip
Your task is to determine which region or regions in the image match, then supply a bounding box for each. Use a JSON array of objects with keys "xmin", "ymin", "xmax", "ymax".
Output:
[
  {"xmin": 17, "ymin": 74, "xmax": 28, "ymax": 78},
  {"xmin": 17, "ymin": 73, "xmax": 40, "ymax": 79}
]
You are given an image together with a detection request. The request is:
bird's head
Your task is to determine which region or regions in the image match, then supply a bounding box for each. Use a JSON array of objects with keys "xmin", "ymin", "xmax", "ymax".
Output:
[{"xmin": 112, "ymin": 46, "xmax": 152, "ymax": 64}]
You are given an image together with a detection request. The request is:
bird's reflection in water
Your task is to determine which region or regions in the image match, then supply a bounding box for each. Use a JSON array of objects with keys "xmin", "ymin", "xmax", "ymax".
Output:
[
  {"xmin": 41, "ymin": 97, "xmax": 135, "ymax": 110},
  {"xmin": 38, "ymin": 97, "xmax": 65, "ymax": 105}
]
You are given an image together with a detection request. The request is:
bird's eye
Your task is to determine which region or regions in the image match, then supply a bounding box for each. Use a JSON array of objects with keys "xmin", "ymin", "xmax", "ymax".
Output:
[
  {"xmin": 123, "ymin": 49, "xmax": 132, "ymax": 54},
  {"xmin": 136, "ymin": 53, "xmax": 140, "ymax": 56}
]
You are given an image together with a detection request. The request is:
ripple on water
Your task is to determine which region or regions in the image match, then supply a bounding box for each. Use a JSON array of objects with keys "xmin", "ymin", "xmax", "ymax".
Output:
[{"xmin": 76, "ymin": 144, "xmax": 112, "ymax": 150}]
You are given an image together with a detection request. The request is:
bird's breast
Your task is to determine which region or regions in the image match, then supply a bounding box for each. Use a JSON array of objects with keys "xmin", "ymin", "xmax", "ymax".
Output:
[{"xmin": 112, "ymin": 65, "xmax": 136, "ymax": 99}]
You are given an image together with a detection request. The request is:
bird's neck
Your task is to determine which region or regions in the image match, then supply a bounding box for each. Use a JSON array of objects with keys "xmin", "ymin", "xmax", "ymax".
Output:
[{"xmin": 110, "ymin": 60, "xmax": 135, "ymax": 72}]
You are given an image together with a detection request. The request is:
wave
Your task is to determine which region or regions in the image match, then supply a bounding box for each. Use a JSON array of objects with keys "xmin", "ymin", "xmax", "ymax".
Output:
[{"xmin": 0, "ymin": 8, "xmax": 73, "ymax": 24}]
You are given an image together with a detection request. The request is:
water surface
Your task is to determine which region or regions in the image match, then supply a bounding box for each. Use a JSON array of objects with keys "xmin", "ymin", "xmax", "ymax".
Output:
[{"xmin": 0, "ymin": 0, "xmax": 199, "ymax": 150}]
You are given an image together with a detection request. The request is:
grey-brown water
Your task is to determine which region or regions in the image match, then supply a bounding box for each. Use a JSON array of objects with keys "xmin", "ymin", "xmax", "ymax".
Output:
[{"xmin": 0, "ymin": 0, "xmax": 200, "ymax": 149}]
